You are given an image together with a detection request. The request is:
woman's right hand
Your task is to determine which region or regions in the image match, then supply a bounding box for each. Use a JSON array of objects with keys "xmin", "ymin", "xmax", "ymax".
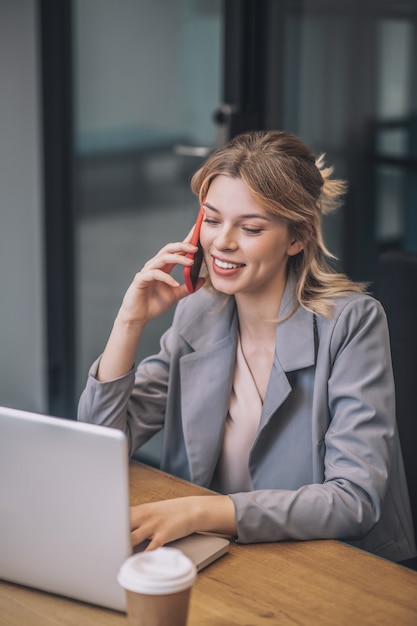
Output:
[
  {"xmin": 116, "ymin": 241, "xmax": 203, "ymax": 329},
  {"xmin": 96, "ymin": 239, "xmax": 204, "ymax": 382}
]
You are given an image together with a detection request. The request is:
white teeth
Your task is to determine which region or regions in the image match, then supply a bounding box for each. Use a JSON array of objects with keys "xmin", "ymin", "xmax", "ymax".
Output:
[{"xmin": 214, "ymin": 259, "xmax": 242, "ymax": 269}]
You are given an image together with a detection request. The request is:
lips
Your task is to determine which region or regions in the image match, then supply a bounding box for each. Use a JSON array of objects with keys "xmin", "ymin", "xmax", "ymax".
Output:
[{"xmin": 211, "ymin": 256, "xmax": 245, "ymax": 278}]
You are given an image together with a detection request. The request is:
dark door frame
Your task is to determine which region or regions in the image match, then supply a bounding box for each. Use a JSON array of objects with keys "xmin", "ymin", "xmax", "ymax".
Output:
[
  {"xmin": 39, "ymin": 0, "xmax": 76, "ymax": 418},
  {"xmin": 222, "ymin": 0, "xmax": 286, "ymax": 137}
]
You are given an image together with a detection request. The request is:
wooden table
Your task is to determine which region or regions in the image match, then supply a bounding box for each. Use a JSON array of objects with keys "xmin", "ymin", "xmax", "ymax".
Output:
[{"xmin": 1, "ymin": 462, "xmax": 417, "ymax": 625}]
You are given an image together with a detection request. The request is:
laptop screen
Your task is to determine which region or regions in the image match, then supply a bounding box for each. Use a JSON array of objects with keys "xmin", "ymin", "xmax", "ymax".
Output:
[{"xmin": 0, "ymin": 406, "xmax": 131, "ymax": 611}]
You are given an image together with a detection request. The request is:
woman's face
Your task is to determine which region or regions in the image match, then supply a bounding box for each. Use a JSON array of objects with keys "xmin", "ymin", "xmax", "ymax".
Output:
[{"xmin": 200, "ymin": 175, "xmax": 303, "ymax": 299}]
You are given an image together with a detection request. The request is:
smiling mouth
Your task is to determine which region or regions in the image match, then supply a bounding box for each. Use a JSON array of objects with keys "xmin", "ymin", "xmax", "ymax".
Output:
[{"xmin": 214, "ymin": 258, "xmax": 245, "ymax": 270}]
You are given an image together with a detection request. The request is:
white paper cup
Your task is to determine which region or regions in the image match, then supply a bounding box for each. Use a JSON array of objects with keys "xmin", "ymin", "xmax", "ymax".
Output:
[{"xmin": 118, "ymin": 547, "xmax": 197, "ymax": 626}]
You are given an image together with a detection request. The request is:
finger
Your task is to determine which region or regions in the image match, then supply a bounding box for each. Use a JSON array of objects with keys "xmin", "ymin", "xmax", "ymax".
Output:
[
  {"xmin": 137, "ymin": 269, "xmax": 181, "ymax": 288},
  {"xmin": 173, "ymin": 283, "xmax": 195, "ymax": 301},
  {"xmin": 148, "ymin": 241, "xmax": 198, "ymax": 261},
  {"xmin": 130, "ymin": 520, "xmax": 154, "ymax": 546},
  {"xmin": 143, "ymin": 254, "xmax": 196, "ymax": 273},
  {"xmin": 144, "ymin": 536, "xmax": 165, "ymax": 552},
  {"xmin": 173, "ymin": 278, "xmax": 206, "ymax": 301},
  {"xmin": 130, "ymin": 524, "xmax": 166, "ymax": 551}
]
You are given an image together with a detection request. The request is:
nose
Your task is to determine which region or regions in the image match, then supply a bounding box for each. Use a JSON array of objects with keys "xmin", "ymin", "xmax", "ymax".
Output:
[{"xmin": 214, "ymin": 225, "xmax": 238, "ymax": 251}]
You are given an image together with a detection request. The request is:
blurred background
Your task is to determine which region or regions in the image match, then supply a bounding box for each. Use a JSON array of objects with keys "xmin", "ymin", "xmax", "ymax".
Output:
[{"xmin": 1, "ymin": 0, "xmax": 417, "ymax": 439}]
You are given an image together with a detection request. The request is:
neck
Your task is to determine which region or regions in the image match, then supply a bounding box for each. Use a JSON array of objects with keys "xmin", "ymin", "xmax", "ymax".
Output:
[
  {"xmin": 235, "ymin": 292, "xmax": 283, "ymax": 342},
  {"xmin": 235, "ymin": 273, "xmax": 286, "ymax": 323}
]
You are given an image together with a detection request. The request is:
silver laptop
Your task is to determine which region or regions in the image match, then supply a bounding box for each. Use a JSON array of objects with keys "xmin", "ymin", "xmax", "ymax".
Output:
[{"xmin": 0, "ymin": 406, "xmax": 229, "ymax": 612}]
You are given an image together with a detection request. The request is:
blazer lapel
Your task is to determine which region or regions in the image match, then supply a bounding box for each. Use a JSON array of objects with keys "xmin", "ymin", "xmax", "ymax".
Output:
[
  {"xmin": 259, "ymin": 276, "xmax": 317, "ymax": 430},
  {"xmin": 179, "ymin": 298, "xmax": 238, "ymax": 485}
]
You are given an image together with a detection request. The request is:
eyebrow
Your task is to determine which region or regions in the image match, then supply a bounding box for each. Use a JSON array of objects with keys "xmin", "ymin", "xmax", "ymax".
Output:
[{"xmin": 203, "ymin": 202, "xmax": 271, "ymax": 222}]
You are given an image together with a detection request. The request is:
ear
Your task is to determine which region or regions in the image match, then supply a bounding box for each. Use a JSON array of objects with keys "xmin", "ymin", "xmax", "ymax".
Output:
[
  {"xmin": 287, "ymin": 238, "xmax": 304, "ymax": 257},
  {"xmin": 287, "ymin": 224, "xmax": 312, "ymax": 256}
]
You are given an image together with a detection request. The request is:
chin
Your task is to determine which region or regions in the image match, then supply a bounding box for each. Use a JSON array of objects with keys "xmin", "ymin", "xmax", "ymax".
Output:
[{"xmin": 212, "ymin": 282, "xmax": 244, "ymax": 297}]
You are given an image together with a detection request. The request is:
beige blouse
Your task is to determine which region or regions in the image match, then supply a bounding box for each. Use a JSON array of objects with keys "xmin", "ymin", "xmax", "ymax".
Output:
[{"xmin": 211, "ymin": 333, "xmax": 262, "ymax": 494}]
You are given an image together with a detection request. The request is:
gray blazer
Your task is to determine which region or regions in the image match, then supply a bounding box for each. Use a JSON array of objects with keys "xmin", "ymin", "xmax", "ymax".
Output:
[{"xmin": 78, "ymin": 278, "xmax": 416, "ymax": 562}]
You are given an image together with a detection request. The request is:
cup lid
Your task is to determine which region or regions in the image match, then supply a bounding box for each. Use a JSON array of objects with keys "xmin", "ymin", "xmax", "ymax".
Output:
[{"xmin": 118, "ymin": 547, "xmax": 197, "ymax": 595}]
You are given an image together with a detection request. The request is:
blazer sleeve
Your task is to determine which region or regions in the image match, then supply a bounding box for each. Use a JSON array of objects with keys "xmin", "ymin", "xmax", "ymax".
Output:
[
  {"xmin": 230, "ymin": 296, "xmax": 397, "ymax": 543},
  {"xmin": 77, "ymin": 329, "xmax": 174, "ymax": 456}
]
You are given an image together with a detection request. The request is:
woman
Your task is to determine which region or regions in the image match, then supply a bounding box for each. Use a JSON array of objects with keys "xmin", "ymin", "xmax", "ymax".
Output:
[{"xmin": 78, "ymin": 130, "xmax": 415, "ymax": 562}]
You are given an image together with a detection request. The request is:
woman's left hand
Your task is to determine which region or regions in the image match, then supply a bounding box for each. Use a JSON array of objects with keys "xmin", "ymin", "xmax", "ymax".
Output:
[{"xmin": 130, "ymin": 495, "xmax": 236, "ymax": 551}]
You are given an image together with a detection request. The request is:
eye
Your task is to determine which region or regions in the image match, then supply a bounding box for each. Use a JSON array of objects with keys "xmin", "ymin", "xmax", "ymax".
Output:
[
  {"xmin": 203, "ymin": 217, "xmax": 220, "ymax": 226},
  {"xmin": 242, "ymin": 226, "xmax": 263, "ymax": 235}
]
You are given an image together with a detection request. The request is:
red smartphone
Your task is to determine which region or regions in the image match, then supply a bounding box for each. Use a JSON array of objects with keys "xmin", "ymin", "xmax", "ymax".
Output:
[{"xmin": 184, "ymin": 206, "xmax": 205, "ymax": 293}]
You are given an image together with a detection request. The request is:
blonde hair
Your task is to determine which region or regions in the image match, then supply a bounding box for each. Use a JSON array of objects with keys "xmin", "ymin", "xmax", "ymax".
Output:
[{"xmin": 191, "ymin": 130, "xmax": 365, "ymax": 318}]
